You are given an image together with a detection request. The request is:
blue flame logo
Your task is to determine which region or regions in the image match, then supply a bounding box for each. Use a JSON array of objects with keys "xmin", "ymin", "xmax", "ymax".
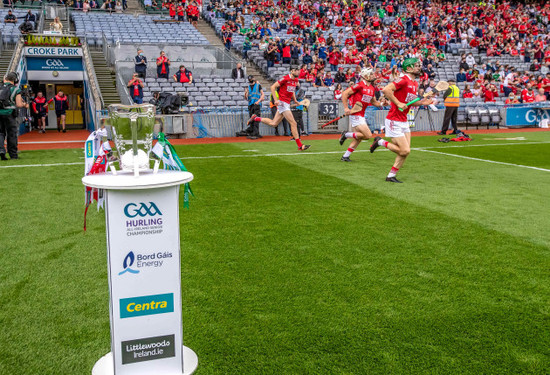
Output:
[{"xmin": 119, "ymin": 251, "xmax": 140, "ymax": 276}]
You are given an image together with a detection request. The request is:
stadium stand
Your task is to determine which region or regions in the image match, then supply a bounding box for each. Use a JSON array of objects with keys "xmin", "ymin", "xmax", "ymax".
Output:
[{"xmin": 72, "ymin": 13, "xmax": 210, "ymax": 46}]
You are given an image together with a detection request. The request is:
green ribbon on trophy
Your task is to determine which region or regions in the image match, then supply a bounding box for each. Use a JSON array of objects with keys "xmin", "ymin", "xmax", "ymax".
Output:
[{"xmin": 152, "ymin": 132, "xmax": 194, "ymax": 208}]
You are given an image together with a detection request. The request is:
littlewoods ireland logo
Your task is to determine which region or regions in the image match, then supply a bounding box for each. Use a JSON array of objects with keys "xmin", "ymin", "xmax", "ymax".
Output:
[
  {"xmin": 119, "ymin": 251, "xmax": 139, "ymax": 276},
  {"xmin": 120, "ymin": 293, "xmax": 174, "ymax": 319},
  {"xmin": 124, "ymin": 202, "xmax": 162, "ymax": 218}
]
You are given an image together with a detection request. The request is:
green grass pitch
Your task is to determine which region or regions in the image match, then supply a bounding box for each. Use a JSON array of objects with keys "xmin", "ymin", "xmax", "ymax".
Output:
[{"xmin": 0, "ymin": 131, "xmax": 549, "ymax": 374}]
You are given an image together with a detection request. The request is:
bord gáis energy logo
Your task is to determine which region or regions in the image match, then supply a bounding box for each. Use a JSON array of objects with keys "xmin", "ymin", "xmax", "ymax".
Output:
[
  {"xmin": 123, "ymin": 202, "xmax": 164, "ymax": 236},
  {"xmin": 119, "ymin": 251, "xmax": 140, "ymax": 275}
]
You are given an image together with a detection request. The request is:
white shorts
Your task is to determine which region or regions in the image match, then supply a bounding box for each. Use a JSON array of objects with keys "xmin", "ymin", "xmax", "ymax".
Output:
[
  {"xmin": 349, "ymin": 115, "xmax": 367, "ymax": 128},
  {"xmin": 277, "ymin": 101, "xmax": 291, "ymax": 114},
  {"xmin": 385, "ymin": 118, "xmax": 410, "ymax": 138}
]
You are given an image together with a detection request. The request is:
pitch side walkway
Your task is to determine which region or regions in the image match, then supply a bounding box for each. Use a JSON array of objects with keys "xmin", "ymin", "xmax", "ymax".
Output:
[{"xmin": 16, "ymin": 128, "xmax": 550, "ymax": 151}]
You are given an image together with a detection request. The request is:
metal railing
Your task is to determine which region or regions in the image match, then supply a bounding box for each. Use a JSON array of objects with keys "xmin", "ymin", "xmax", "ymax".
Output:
[
  {"xmin": 81, "ymin": 38, "xmax": 104, "ymax": 111},
  {"xmin": 7, "ymin": 38, "xmax": 25, "ymax": 75},
  {"xmin": 105, "ymin": 41, "xmax": 240, "ymax": 77}
]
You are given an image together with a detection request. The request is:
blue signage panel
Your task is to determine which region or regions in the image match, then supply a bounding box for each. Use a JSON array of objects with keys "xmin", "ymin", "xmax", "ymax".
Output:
[
  {"xmin": 26, "ymin": 57, "xmax": 83, "ymax": 71},
  {"xmin": 506, "ymin": 107, "xmax": 550, "ymax": 126}
]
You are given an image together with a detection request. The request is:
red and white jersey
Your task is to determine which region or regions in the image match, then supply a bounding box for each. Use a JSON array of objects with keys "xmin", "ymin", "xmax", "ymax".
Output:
[
  {"xmin": 521, "ymin": 89, "xmax": 535, "ymax": 103},
  {"xmin": 348, "ymin": 80, "xmax": 375, "ymax": 117},
  {"xmin": 387, "ymin": 74, "xmax": 419, "ymax": 122},
  {"xmin": 277, "ymin": 74, "xmax": 298, "ymax": 104}
]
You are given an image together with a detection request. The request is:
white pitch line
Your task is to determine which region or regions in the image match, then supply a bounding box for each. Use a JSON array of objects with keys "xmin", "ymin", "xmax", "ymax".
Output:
[
  {"xmin": 1, "ymin": 140, "xmax": 549, "ymax": 169},
  {"xmin": 417, "ymin": 149, "xmax": 550, "ymax": 172},
  {"xmin": 0, "ymin": 162, "xmax": 82, "ymax": 169},
  {"xmin": 19, "ymin": 140, "xmax": 87, "ymax": 144}
]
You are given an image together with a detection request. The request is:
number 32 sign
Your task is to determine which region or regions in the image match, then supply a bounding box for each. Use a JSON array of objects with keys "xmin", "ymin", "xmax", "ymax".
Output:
[{"xmin": 319, "ymin": 102, "xmax": 338, "ymax": 118}]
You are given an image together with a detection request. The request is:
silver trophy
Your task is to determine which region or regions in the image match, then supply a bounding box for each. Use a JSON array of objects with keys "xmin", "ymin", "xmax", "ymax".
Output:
[{"xmin": 107, "ymin": 104, "xmax": 160, "ymax": 177}]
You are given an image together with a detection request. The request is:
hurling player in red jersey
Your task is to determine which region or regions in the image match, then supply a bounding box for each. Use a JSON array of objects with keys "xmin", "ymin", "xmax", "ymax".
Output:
[
  {"xmin": 248, "ymin": 66, "xmax": 311, "ymax": 151},
  {"xmin": 338, "ymin": 68, "xmax": 383, "ymax": 162},
  {"xmin": 370, "ymin": 58, "xmax": 434, "ymax": 183}
]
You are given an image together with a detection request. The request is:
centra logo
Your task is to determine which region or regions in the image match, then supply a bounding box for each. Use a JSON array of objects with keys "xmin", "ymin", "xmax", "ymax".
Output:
[
  {"xmin": 120, "ymin": 293, "xmax": 174, "ymax": 319},
  {"xmin": 124, "ymin": 202, "xmax": 162, "ymax": 218},
  {"xmin": 119, "ymin": 251, "xmax": 140, "ymax": 276}
]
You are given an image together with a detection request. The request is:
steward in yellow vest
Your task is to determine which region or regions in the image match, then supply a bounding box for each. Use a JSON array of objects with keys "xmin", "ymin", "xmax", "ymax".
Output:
[{"xmin": 438, "ymin": 79, "xmax": 460, "ymax": 135}]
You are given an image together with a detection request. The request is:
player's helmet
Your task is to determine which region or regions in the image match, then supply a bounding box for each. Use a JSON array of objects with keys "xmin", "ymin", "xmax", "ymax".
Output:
[
  {"xmin": 360, "ymin": 68, "xmax": 375, "ymax": 81},
  {"xmin": 402, "ymin": 58, "xmax": 419, "ymax": 73}
]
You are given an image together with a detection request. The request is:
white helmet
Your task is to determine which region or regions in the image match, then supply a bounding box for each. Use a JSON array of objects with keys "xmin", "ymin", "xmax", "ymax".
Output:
[{"xmin": 360, "ymin": 68, "xmax": 375, "ymax": 81}]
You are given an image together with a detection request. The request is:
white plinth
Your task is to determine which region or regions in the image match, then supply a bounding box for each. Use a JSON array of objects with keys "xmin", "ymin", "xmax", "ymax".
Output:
[
  {"xmin": 92, "ymin": 346, "xmax": 199, "ymax": 375},
  {"xmin": 82, "ymin": 169, "xmax": 194, "ymax": 190}
]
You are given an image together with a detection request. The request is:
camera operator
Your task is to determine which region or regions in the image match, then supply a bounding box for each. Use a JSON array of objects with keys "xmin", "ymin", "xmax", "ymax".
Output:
[{"xmin": 0, "ymin": 72, "xmax": 29, "ymax": 160}]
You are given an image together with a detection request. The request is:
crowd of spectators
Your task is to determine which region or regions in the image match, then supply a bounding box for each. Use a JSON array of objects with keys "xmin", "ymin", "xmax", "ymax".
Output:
[
  {"xmin": 205, "ymin": 0, "xmax": 550, "ymax": 105},
  {"xmin": 3, "ymin": 0, "xmax": 127, "ymax": 12}
]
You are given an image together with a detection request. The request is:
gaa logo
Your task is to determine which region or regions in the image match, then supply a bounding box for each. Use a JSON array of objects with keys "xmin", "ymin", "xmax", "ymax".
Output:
[
  {"xmin": 124, "ymin": 202, "xmax": 162, "ymax": 218},
  {"xmin": 45, "ymin": 59, "xmax": 64, "ymax": 67},
  {"xmin": 119, "ymin": 251, "xmax": 139, "ymax": 275}
]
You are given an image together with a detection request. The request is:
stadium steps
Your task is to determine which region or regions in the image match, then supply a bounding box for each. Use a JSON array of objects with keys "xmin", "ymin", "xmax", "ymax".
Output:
[
  {"xmin": 125, "ymin": 0, "xmax": 146, "ymax": 14},
  {"xmin": 0, "ymin": 47, "xmax": 15, "ymax": 76},
  {"xmin": 195, "ymin": 19, "xmax": 274, "ymax": 89},
  {"xmin": 89, "ymin": 50, "xmax": 121, "ymax": 107}
]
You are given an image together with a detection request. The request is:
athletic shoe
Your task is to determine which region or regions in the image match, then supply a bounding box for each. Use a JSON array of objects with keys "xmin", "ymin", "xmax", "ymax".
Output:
[
  {"xmin": 62, "ymin": 129, "xmax": 66, "ymax": 133},
  {"xmin": 436, "ymin": 131, "xmax": 446, "ymax": 135},
  {"xmin": 299, "ymin": 144, "xmax": 311, "ymax": 151},
  {"xmin": 0, "ymin": 154, "xmax": 7, "ymax": 161},
  {"xmin": 341, "ymin": 156, "xmax": 352, "ymax": 162},
  {"xmin": 339, "ymin": 131, "xmax": 347, "ymax": 146},
  {"xmin": 385, "ymin": 176, "xmax": 403, "ymax": 183},
  {"xmin": 10, "ymin": 155, "xmax": 19, "ymax": 160},
  {"xmin": 247, "ymin": 114, "xmax": 257, "ymax": 125},
  {"xmin": 370, "ymin": 136, "xmax": 382, "ymax": 153}
]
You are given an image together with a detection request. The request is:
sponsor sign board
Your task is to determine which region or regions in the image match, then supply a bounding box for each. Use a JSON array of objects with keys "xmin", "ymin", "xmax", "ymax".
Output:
[{"xmin": 106, "ymin": 187, "xmax": 183, "ymax": 374}]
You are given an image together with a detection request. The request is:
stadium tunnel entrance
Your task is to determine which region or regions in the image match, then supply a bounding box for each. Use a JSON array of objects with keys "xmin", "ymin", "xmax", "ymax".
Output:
[{"xmin": 15, "ymin": 43, "xmax": 99, "ymax": 133}]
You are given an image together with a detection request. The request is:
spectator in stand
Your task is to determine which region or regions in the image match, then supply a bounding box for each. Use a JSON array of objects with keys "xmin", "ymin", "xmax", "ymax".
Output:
[
  {"xmin": 456, "ymin": 68, "xmax": 467, "ymax": 83},
  {"xmin": 543, "ymin": 73, "xmax": 550, "ymax": 100},
  {"xmin": 4, "ymin": 10, "xmax": 16, "ymax": 24},
  {"xmin": 156, "ymin": 51, "xmax": 170, "ymax": 79},
  {"xmin": 323, "ymin": 72, "xmax": 334, "ymax": 88},
  {"xmin": 50, "ymin": 17, "xmax": 63, "ymax": 32},
  {"xmin": 281, "ymin": 41, "xmax": 291, "ymax": 64},
  {"xmin": 24, "ymin": 10, "xmax": 36, "ymax": 29},
  {"xmin": 222, "ymin": 28, "xmax": 232, "ymax": 51},
  {"xmin": 466, "ymin": 53, "xmax": 476, "ymax": 68},
  {"xmin": 483, "ymin": 84, "xmax": 498, "ymax": 103},
  {"xmin": 503, "ymin": 69, "xmax": 518, "ymax": 97},
  {"xmin": 19, "ymin": 21, "xmax": 34, "ymax": 35},
  {"xmin": 173, "ymin": 65, "xmax": 193, "ymax": 84},
  {"xmin": 290, "ymin": 41, "xmax": 301, "ymax": 66},
  {"xmin": 521, "ymin": 84, "xmax": 536, "ymax": 103},
  {"xmin": 334, "ymin": 67, "xmax": 346, "ymax": 84},
  {"xmin": 135, "ymin": 49, "xmax": 147, "ymax": 79},
  {"xmin": 313, "ymin": 71, "xmax": 325, "ymax": 88},
  {"xmin": 83, "ymin": 0, "xmax": 91, "ymax": 12},
  {"xmin": 186, "ymin": 1, "xmax": 199, "ymax": 28},
  {"xmin": 89, "ymin": 0, "xmax": 98, "ymax": 9},
  {"xmin": 176, "ymin": 2, "xmax": 185, "ymax": 21},
  {"xmin": 505, "ymin": 94, "xmax": 520, "ymax": 105},
  {"xmin": 232, "ymin": 63, "xmax": 245, "ymax": 80},
  {"xmin": 334, "ymin": 83, "xmax": 343, "ymax": 100},
  {"xmin": 74, "ymin": 0, "xmax": 83, "ymax": 10},
  {"xmin": 115, "ymin": 1, "xmax": 123, "ymax": 13},
  {"xmin": 128, "ymin": 73, "xmax": 144, "ymax": 104},
  {"xmin": 424, "ymin": 64, "xmax": 436, "ymax": 80},
  {"xmin": 265, "ymin": 42, "xmax": 277, "ymax": 68},
  {"xmin": 463, "ymin": 85, "xmax": 473, "ymax": 99},
  {"xmin": 535, "ymin": 88, "xmax": 547, "ymax": 102}
]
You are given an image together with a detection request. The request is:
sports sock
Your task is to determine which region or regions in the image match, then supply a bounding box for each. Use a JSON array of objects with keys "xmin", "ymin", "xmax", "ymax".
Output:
[
  {"xmin": 345, "ymin": 132, "xmax": 356, "ymax": 139},
  {"xmin": 343, "ymin": 147, "xmax": 355, "ymax": 158},
  {"xmin": 378, "ymin": 139, "xmax": 389, "ymax": 148},
  {"xmin": 387, "ymin": 166, "xmax": 399, "ymax": 178},
  {"xmin": 295, "ymin": 138, "xmax": 303, "ymax": 148}
]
